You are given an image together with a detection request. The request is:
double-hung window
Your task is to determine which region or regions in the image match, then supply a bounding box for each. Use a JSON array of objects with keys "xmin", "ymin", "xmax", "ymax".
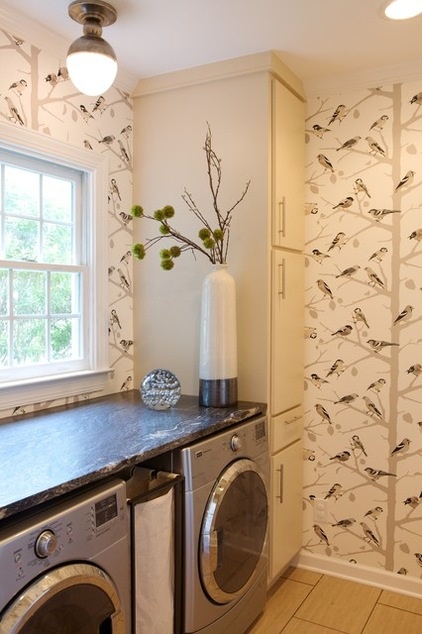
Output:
[{"xmin": 0, "ymin": 124, "xmax": 109, "ymax": 410}]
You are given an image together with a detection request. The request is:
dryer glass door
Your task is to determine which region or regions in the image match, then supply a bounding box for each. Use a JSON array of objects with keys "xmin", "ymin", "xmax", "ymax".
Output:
[
  {"xmin": 0, "ymin": 563, "xmax": 125, "ymax": 634},
  {"xmin": 200, "ymin": 458, "xmax": 268, "ymax": 605}
]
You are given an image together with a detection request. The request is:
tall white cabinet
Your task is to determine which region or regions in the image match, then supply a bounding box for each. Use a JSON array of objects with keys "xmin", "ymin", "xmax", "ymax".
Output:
[{"xmin": 132, "ymin": 51, "xmax": 305, "ymax": 586}]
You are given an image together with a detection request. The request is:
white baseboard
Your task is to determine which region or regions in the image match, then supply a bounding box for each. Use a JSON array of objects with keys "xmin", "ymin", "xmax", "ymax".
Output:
[{"xmin": 293, "ymin": 551, "xmax": 422, "ymax": 599}]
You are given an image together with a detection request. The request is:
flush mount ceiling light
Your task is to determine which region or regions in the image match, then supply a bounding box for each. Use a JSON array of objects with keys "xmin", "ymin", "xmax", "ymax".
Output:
[
  {"xmin": 384, "ymin": 0, "xmax": 422, "ymax": 19},
  {"xmin": 66, "ymin": 0, "xmax": 118, "ymax": 96}
]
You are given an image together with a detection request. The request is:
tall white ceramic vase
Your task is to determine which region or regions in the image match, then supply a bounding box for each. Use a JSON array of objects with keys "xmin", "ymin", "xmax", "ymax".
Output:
[{"xmin": 199, "ymin": 264, "xmax": 238, "ymax": 407}]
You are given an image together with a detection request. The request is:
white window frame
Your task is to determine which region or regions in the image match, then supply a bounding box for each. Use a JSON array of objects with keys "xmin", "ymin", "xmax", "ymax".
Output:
[{"xmin": 0, "ymin": 123, "xmax": 110, "ymax": 409}]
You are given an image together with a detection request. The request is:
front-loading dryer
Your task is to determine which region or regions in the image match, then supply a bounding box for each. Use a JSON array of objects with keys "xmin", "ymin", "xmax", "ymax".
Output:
[
  {"xmin": 0, "ymin": 479, "xmax": 131, "ymax": 634},
  {"xmin": 174, "ymin": 415, "xmax": 269, "ymax": 634}
]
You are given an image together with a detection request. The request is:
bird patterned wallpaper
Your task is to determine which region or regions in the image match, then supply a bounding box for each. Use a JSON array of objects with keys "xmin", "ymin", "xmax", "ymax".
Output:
[
  {"xmin": 0, "ymin": 27, "xmax": 134, "ymax": 419},
  {"xmin": 304, "ymin": 81, "xmax": 422, "ymax": 582}
]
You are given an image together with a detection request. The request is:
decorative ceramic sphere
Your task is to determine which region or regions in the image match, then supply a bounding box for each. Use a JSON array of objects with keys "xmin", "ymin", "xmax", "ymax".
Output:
[{"xmin": 140, "ymin": 369, "xmax": 181, "ymax": 410}]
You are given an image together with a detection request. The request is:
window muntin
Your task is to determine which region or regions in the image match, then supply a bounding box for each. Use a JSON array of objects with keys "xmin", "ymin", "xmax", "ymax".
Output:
[{"xmin": 0, "ymin": 149, "xmax": 87, "ymax": 382}]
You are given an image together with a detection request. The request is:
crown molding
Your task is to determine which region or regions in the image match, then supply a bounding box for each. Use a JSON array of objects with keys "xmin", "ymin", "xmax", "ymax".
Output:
[
  {"xmin": 303, "ymin": 57, "xmax": 422, "ymax": 97},
  {"xmin": 0, "ymin": 5, "xmax": 138, "ymax": 95}
]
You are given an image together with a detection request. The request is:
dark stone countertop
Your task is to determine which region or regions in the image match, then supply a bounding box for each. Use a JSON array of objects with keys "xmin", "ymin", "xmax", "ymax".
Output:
[{"xmin": 0, "ymin": 390, "xmax": 265, "ymax": 522}]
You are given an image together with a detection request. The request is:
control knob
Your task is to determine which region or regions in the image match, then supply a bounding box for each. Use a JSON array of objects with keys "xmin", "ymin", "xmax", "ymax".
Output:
[
  {"xmin": 230, "ymin": 434, "xmax": 242, "ymax": 452},
  {"xmin": 35, "ymin": 530, "xmax": 58, "ymax": 558}
]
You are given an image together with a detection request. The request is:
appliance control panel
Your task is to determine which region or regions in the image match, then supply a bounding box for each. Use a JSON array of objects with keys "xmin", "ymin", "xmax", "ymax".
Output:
[
  {"xmin": 0, "ymin": 479, "xmax": 127, "ymax": 602},
  {"xmin": 179, "ymin": 415, "xmax": 268, "ymax": 491}
]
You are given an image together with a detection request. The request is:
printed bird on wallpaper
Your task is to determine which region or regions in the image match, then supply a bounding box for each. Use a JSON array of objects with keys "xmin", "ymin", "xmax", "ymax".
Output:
[
  {"xmin": 120, "ymin": 250, "xmax": 132, "ymax": 265},
  {"xmin": 333, "ymin": 196, "xmax": 354, "ymax": 210},
  {"xmin": 327, "ymin": 232, "xmax": 347, "ymax": 251},
  {"xmin": 120, "ymin": 376, "xmax": 133, "ymax": 391},
  {"xmin": 364, "ymin": 467, "xmax": 396, "ymax": 481},
  {"xmin": 98, "ymin": 134, "xmax": 115, "ymax": 146},
  {"xmin": 83, "ymin": 139, "xmax": 93, "ymax": 150},
  {"xmin": 92, "ymin": 95, "xmax": 107, "ymax": 114},
  {"xmin": 120, "ymin": 339, "xmax": 133, "ymax": 355},
  {"xmin": 354, "ymin": 178, "xmax": 371, "ymax": 198},
  {"xmin": 365, "ymin": 136, "xmax": 385, "ymax": 156},
  {"xmin": 328, "ymin": 104, "xmax": 347, "ymax": 125},
  {"xmin": 406, "ymin": 363, "xmax": 422, "ymax": 377},
  {"xmin": 360, "ymin": 522, "xmax": 380, "ymax": 547},
  {"xmin": 310, "ymin": 373, "xmax": 329, "ymax": 388},
  {"xmin": 364, "ymin": 506, "xmax": 383, "ymax": 520},
  {"xmin": 324, "ymin": 483, "xmax": 344, "ymax": 500},
  {"xmin": 326, "ymin": 359, "xmax": 346, "ymax": 377},
  {"xmin": 118, "ymin": 138, "xmax": 130, "ymax": 163},
  {"xmin": 311, "ymin": 249, "xmax": 330, "ymax": 264},
  {"xmin": 329, "ymin": 450, "xmax": 351, "ymax": 462},
  {"xmin": 395, "ymin": 170, "xmax": 415, "ymax": 191},
  {"xmin": 79, "ymin": 104, "xmax": 94, "ymax": 122},
  {"xmin": 353, "ymin": 307, "xmax": 370, "ymax": 328},
  {"xmin": 45, "ymin": 73, "xmax": 59, "ymax": 87},
  {"xmin": 317, "ymin": 279, "xmax": 334, "ymax": 299},
  {"xmin": 117, "ymin": 268, "xmax": 131, "ymax": 291},
  {"xmin": 120, "ymin": 124, "xmax": 132, "ymax": 138},
  {"xmin": 350, "ymin": 434, "xmax": 367, "ymax": 456},
  {"xmin": 334, "ymin": 393, "xmax": 358, "ymax": 405},
  {"xmin": 403, "ymin": 492, "xmax": 422, "ymax": 509},
  {"xmin": 369, "ymin": 114, "xmax": 389, "ymax": 131},
  {"xmin": 363, "ymin": 396, "xmax": 383, "ymax": 419},
  {"xmin": 110, "ymin": 177, "xmax": 122, "ymax": 201},
  {"xmin": 317, "ymin": 153, "xmax": 335, "ymax": 172},
  {"xmin": 393, "ymin": 304, "xmax": 414, "ymax": 325},
  {"xmin": 4, "ymin": 96, "xmax": 24, "ymax": 125},
  {"xmin": 314, "ymin": 524, "xmax": 330, "ymax": 546},
  {"xmin": 311, "ymin": 124, "xmax": 331, "ymax": 139},
  {"xmin": 331, "ymin": 324, "xmax": 353, "ymax": 337},
  {"xmin": 368, "ymin": 246, "xmax": 388, "ymax": 262},
  {"xmin": 315, "ymin": 403, "xmax": 332, "ymax": 424},
  {"xmin": 368, "ymin": 208, "xmax": 401, "ymax": 222},
  {"xmin": 414, "ymin": 553, "xmax": 422, "ymax": 567},
  {"xmin": 335, "ymin": 265, "xmax": 360, "ymax": 279},
  {"xmin": 408, "ymin": 228, "xmax": 422, "ymax": 242},
  {"xmin": 390, "ymin": 438, "xmax": 411, "ymax": 456},
  {"xmin": 336, "ymin": 136, "xmax": 360, "ymax": 151},
  {"xmin": 367, "ymin": 378, "xmax": 386, "ymax": 393},
  {"xmin": 110, "ymin": 308, "xmax": 122, "ymax": 330},
  {"xmin": 118, "ymin": 211, "xmax": 133, "ymax": 226},
  {"xmin": 410, "ymin": 92, "xmax": 422, "ymax": 105},
  {"xmin": 367, "ymin": 339, "xmax": 399, "ymax": 353},
  {"xmin": 9, "ymin": 78, "xmax": 27, "ymax": 95},
  {"xmin": 364, "ymin": 267, "xmax": 385, "ymax": 288}
]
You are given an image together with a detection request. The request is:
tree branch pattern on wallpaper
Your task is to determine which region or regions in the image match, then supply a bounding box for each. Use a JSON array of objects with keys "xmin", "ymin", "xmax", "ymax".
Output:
[
  {"xmin": 0, "ymin": 27, "xmax": 134, "ymax": 415},
  {"xmin": 304, "ymin": 83, "xmax": 422, "ymax": 581}
]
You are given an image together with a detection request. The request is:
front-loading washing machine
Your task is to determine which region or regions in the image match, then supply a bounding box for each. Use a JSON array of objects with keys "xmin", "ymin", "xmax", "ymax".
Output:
[
  {"xmin": 173, "ymin": 414, "xmax": 269, "ymax": 634},
  {"xmin": 0, "ymin": 478, "xmax": 131, "ymax": 634}
]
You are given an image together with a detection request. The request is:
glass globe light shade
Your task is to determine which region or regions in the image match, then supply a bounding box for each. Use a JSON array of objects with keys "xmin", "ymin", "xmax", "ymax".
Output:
[
  {"xmin": 66, "ymin": 35, "xmax": 118, "ymax": 96},
  {"xmin": 384, "ymin": 0, "xmax": 422, "ymax": 19}
]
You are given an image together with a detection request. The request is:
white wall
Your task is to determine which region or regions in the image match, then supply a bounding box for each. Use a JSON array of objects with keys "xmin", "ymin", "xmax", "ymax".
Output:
[{"xmin": 132, "ymin": 71, "xmax": 270, "ymax": 401}]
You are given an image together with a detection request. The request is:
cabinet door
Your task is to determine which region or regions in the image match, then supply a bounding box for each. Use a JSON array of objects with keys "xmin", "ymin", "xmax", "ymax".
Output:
[
  {"xmin": 269, "ymin": 438, "xmax": 303, "ymax": 582},
  {"xmin": 271, "ymin": 406, "xmax": 303, "ymax": 454},
  {"xmin": 271, "ymin": 249, "xmax": 304, "ymax": 415},
  {"xmin": 272, "ymin": 79, "xmax": 305, "ymax": 250}
]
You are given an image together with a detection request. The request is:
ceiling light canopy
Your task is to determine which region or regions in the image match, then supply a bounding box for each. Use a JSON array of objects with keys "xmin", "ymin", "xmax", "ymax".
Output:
[
  {"xmin": 66, "ymin": 0, "xmax": 118, "ymax": 96},
  {"xmin": 384, "ymin": 0, "xmax": 422, "ymax": 20}
]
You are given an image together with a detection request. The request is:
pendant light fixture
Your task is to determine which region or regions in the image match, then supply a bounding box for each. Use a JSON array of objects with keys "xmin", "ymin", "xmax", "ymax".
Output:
[
  {"xmin": 66, "ymin": 0, "xmax": 118, "ymax": 96},
  {"xmin": 384, "ymin": 0, "xmax": 422, "ymax": 20}
]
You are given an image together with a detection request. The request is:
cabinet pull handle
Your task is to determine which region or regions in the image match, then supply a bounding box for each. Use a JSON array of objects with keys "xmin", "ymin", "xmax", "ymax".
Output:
[
  {"xmin": 284, "ymin": 415, "xmax": 300, "ymax": 425},
  {"xmin": 278, "ymin": 197, "xmax": 286, "ymax": 238},
  {"xmin": 276, "ymin": 464, "xmax": 284, "ymax": 504},
  {"xmin": 277, "ymin": 258, "xmax": 286, "ymax": 299}
]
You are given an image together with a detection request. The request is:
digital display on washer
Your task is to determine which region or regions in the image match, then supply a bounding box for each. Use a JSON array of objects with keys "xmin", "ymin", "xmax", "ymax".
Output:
[{"xmin": 95, "ymin": 493, "xmax": 118, "ymax": 528}]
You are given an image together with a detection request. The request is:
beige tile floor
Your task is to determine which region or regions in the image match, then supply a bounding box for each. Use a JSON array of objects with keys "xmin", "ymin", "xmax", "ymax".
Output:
[{"xmin": 248, "ymin": 567, "xmax": 422, "ymax": 634}]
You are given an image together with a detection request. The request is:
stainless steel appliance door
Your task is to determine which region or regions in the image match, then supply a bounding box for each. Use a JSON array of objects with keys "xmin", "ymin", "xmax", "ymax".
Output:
[
  {"xmin": 0, "ymin": 563, "xmax": 125, "ymax": 634},
  {"xmin": 199, "ymin": 458, "xmax": 268, "ymax": 605}
]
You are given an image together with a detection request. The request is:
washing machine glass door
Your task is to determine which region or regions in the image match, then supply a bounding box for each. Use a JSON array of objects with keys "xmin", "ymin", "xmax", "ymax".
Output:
[
  {"xmin": 0, "ymin": 563, "xmax": 125, "ymax": 634},
  {"xmin": 200, "ymin": 458, "xmax": 268, "ymax": 605}
]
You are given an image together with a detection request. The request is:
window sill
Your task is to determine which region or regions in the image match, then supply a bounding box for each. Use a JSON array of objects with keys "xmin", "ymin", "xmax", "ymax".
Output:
[{"xmin": 0, "ymin": 369, "xmax": 112, "ymax": 412}]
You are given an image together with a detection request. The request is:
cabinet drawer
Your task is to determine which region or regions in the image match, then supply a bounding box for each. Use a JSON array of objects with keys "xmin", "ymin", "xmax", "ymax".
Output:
[{"xmin": 271, "ymin": 406, "xmax": 303, "ymax": 453}]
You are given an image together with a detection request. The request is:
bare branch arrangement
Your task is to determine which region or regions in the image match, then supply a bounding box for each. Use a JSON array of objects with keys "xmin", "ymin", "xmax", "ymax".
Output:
[{"xmin": 131, "ymin": 124, "xmax": 250, "ymax": 269}]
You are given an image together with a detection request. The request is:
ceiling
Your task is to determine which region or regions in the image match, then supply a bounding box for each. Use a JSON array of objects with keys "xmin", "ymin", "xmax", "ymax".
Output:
[{"xmin": 2, "ymin": 0, "xmax": 422, "ymax": 94}]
